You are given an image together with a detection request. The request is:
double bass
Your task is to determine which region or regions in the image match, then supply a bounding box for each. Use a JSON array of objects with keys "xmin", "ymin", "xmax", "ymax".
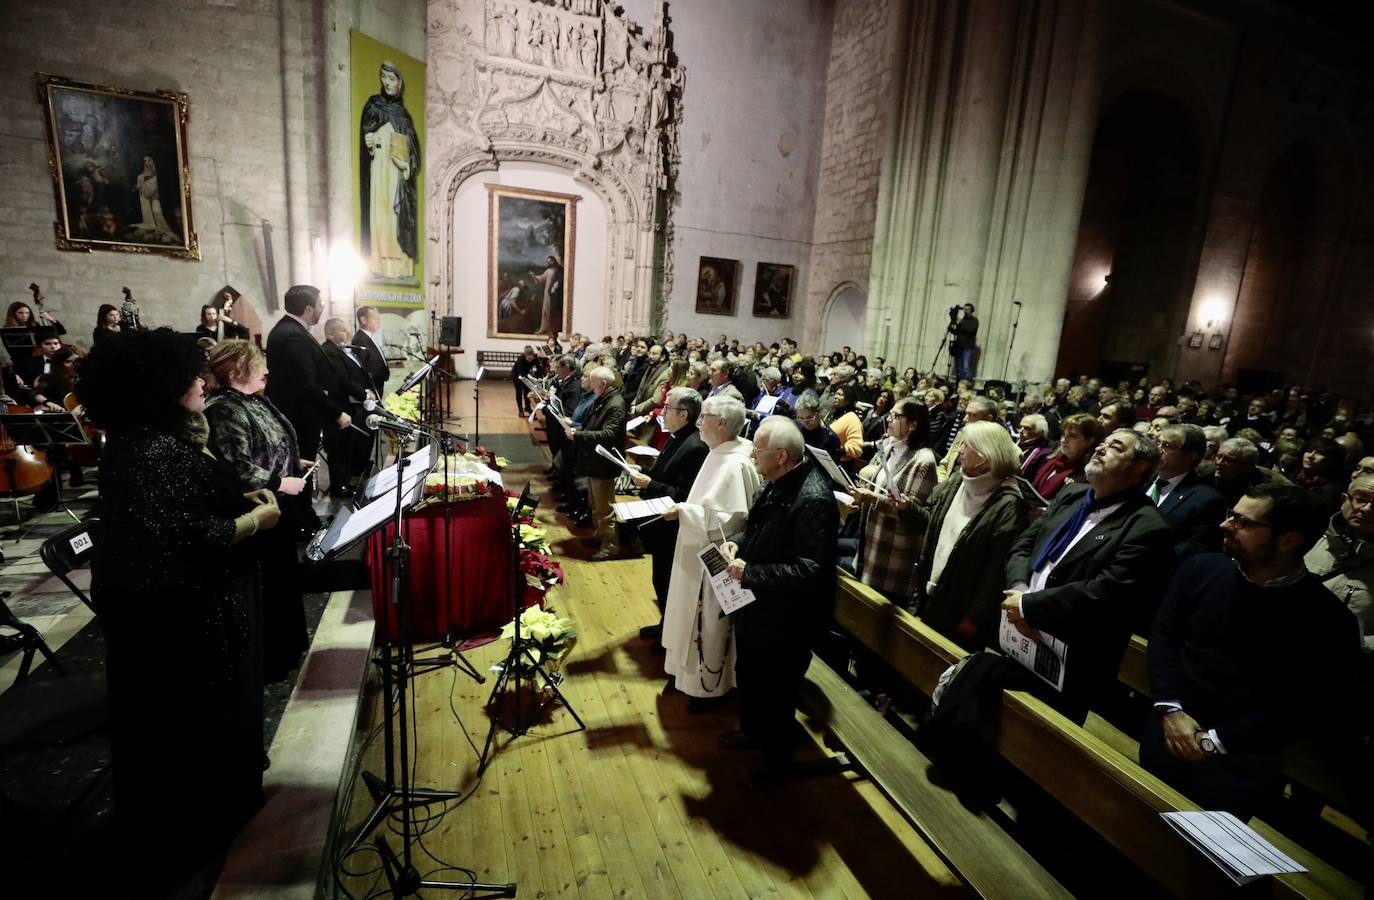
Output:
[{"xmin": 0, "ymin": 400, "xmax": 54, "ymax": 500}]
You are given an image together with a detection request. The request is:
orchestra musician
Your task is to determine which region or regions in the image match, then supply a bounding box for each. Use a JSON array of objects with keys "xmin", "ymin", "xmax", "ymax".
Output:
[{"xmin": 92, "ymin": 304, "xmax": 124, "ymax": 346}]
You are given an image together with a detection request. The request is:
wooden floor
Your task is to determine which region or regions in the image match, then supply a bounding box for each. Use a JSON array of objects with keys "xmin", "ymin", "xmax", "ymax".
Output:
[{"xmin": 337, "ymin": 381, "xmax": 959, "ymax": 899}]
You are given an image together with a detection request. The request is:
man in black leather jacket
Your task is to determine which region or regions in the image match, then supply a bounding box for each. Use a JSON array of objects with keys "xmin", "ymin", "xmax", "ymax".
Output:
[{"xmin": 722, "ymin": 417, "xmax": 838, "ymax": 784}]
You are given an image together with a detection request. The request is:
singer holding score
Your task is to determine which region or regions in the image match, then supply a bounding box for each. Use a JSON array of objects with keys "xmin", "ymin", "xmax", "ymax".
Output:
[
  {"xmin": 322, "ymin": 317, "xmax": 375, "ymax": 496},
  {"xmin": 79, "ymin": 329, "xmax": 280, "ymax": 892},
  {"xmin": 204, "ymin": 340, "xmax": 312, "ymax": 681}
]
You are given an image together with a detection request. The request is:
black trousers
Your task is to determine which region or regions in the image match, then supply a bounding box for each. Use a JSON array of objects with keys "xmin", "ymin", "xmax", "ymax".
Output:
[
  {"xmin": 735, "ymin": 636, "xmax": 813, "ymax": 770},
  {"xmin": 640, "ymin": 518, "xmax": 679, "ymax": 614},
  {"xmin": 1138, "ymin": 709, "xmax": 1282, "ymax": 820}
]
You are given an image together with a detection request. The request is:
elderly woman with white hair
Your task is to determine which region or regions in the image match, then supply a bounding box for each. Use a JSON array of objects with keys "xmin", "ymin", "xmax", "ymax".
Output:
[
  {"xmin": 659, "ymin": 395, "xmax": 761, "ymax": 709},
  {"xmin": 913, "ymin": 421, "xmax": 1030, "ymax": 649},
  {"xmin": 569, "ymin": 365, "xmax": 627, "ymax": 560}
]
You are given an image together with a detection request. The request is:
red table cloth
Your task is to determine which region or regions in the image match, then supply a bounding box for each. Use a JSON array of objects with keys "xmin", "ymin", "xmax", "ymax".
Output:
[{"xmin": 366, "ymin": 495, "xmax": 517, "ymax": 641}]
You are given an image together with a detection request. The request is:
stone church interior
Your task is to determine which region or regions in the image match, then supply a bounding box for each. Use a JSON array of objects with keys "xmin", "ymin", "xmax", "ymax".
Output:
[{"xmin": 0, "ymin": 0, "xmax": 1371, "ymax": 897}]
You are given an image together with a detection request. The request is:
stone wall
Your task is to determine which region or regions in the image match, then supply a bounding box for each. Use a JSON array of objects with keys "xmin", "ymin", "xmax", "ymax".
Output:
[
  {"xmin": 0, "ymin": 0, "xmax": 425, "ymax": 342},
  {"xmin": 803, "ymin": 0, "xmax": 905, "ymax": 353}
]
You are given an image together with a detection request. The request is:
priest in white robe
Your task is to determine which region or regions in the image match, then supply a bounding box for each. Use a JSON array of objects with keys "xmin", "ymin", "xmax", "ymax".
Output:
[{"xmin": 661, "ymin": 395, "xmax": 761, "ymax": 709}]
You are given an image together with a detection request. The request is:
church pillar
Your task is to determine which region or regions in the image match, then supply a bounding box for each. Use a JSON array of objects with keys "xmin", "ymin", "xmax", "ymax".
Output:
[{"xmin": 867, "ymin": 0, "xmax": 1104, "ymax": 384}]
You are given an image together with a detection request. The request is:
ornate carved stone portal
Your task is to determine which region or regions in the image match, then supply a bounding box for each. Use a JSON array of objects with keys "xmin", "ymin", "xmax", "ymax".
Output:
[{"xmin": 428, "ymin": 0, "xmax": 684, "ymax": 334}]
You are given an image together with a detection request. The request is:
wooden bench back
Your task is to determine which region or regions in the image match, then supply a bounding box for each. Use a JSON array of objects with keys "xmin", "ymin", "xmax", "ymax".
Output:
[{"xmin": 833, "ymin": 573, "xmax": 1361, "ymax": 899}]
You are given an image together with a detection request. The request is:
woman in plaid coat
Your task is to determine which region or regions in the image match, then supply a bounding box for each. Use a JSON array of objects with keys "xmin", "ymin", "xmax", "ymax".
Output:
[{"xmin": 850, "ymin": 396, "xmax": 939, "ymax": 600}]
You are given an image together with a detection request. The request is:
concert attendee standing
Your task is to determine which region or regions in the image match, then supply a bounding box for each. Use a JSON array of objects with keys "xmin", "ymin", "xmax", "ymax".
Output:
[{"xmin": 81, "ymin": 328, "xmax": 280, "ymax": 893}]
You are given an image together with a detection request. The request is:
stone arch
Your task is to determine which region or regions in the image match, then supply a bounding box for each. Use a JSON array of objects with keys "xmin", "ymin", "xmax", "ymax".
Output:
[{"xmin": 819, "ymin": 281, "xmax": 867, "ymax": 354}]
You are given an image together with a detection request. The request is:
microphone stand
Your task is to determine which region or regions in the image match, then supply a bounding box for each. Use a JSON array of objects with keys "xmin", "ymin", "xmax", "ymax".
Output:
[{"xmin": 1002, "ymin": 301, "xmax": 1023, "ymax": 384}]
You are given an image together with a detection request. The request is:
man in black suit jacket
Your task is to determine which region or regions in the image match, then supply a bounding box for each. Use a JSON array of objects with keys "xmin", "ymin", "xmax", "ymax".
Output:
[
  {"xmin": 543, "ymin": 356, "xmax": 583, "ymax": 480},
  {"xmin": 1003, "ymin": 429, "xmax": 1173, "ymax": 723},
  {"xmin": 352, "ymin": 305, "xmax": 389, "ymax": 393},
  {"xmin": 321, "ymin": 317, "xmax": 375, "ymax": 496},
  {"xmin": 1151, "ymin": 424, "xmax": 1228, "ymax": 560},
  {"xmin": 629, "ymin": 387, "xmax": 710, "ymax": 641},
  {"xmin": 266, "ymin": 286, "xmax": 351, "ymax": 518}
]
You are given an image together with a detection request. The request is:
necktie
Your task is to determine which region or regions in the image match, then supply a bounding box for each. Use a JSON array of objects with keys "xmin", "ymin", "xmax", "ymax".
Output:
[{"xmin": 1149, "ymin": 477, "xmax": 1167, "ymax": 505}]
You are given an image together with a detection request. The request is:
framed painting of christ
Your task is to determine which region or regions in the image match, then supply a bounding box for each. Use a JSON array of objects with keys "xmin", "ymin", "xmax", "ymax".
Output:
[
  {"xmin": 487, "ymin": 185, "xmax": 578, "ymax": 339},
  {"xmin": 36, "ymin": 72, "xmax": 199, "ymax": 259}
]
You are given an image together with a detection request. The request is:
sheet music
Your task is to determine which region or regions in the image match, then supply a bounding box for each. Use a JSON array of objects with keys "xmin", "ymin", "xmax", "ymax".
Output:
[
  {"xmin": 315, "ymin": 473, "xmax": 426, "ymax": 559},
  {"xmin": 593, "ymin": 443, "xmax": 637, "ymax": 475},
  {"xmin": 625, "ymin": 414, "xmax": 650, "ymax": 431},
  {"xmin": 753, "ymin": 394, "xmax": 780, "ymax": 415},
  {"xmin": 804, "ymin": 444, "xmax": 854, "ymax": 490},
  {"xmin": 1161, "ymin": 811, "xmax": 1307, "ymax": 885},
  {"xmin": 998, "ymin": 609, "xmax": 1069, "ymax": 692},
  {"xmin": 611, "ymin": 496, "xmax": 675, "ymax": 522},
  {"xmin": 364, "ymin": 444, "xmax": 435, "ymax": 500},
  {"xmin": 626, "ymin": 445, "xmax": 660, "ymax": 459}
]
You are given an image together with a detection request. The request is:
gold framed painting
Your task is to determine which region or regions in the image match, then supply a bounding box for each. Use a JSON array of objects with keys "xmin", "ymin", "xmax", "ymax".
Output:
[
  {"xmin": 487, "ymin": 185, "xmax": 577, "ymax": 339},
  {"xmin": 36, "ymin": 72, "xmax": 199, "ymax": 259}
]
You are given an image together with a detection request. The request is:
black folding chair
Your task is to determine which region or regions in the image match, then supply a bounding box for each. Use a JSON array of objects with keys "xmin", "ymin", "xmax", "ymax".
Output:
[
  {"xmin": 0, "ymin": 591, "xmax": 66, "ymax": 682},
  {"xmin": 38, "ymin": 517, "xmax": 98, "ymax": 616}
]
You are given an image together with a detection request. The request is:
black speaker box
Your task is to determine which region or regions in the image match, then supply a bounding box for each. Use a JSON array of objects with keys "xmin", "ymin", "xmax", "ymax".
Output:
[{"xmin": 439, "ymin": 316, "xmax": 462, "ymax": 346}]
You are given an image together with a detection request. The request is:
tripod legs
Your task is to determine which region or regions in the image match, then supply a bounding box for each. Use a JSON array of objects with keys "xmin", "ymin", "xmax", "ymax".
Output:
[{"xmin": 477, "ymin": 640, "xmax": 586, "ymax": 775}]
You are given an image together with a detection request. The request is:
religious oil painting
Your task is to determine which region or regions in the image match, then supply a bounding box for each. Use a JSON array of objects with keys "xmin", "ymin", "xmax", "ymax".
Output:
[
  {"xmin": 487, "ymin": 185, "xmax": 578, "ymax": 339},
  {"xmin": 351, "ymin": 31, "xmax": 426, "ymax": 308},
  {"xmin": 36, "ymin": 73, "xmax": 199, "ymax": 259},
  {"xmin": 752, "ymin": 262, "xmax": 795, "ymax": 319},
  {"xmin": 695, "ymin": 257, "xmax": 739, "ymax": 316}
]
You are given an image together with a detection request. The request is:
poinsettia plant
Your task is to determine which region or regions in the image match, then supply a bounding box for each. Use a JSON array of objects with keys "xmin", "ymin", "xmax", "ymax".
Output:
[{"xmin": 496, "ymin": 604, "xmax": 577, "ymax": 681}]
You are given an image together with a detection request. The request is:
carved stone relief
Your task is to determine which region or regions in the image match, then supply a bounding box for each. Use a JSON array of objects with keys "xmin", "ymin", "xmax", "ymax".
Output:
[{"xmin": 428, "ymin": 0, "xmax": 684, "ymax": 333}]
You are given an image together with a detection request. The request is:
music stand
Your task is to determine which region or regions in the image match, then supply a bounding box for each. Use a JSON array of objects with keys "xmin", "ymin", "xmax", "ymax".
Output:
[
  {"xmin": 0, "ymin": 327, "xmax": 40, "ymax": 360},
  {"xmin": 477, "ymin": 483, "xmax": 585, "ymax": 774},
  {"xmin": 311, "ymin": 441, "xmax": 514, "ymax": 899},
  {"xmin": 0, "ymin": 411, "xmax": 88, "ymax": 526}
]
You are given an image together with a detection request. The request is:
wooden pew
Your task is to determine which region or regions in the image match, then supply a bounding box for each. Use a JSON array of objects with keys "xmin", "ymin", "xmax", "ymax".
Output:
[
  {"xmin": 800, "ymin": 657, "xmax": 1072, "ymax": 899},
  {"xmin": 831, "ymin": 572, "xmax": 1362, "ymax": 899}
]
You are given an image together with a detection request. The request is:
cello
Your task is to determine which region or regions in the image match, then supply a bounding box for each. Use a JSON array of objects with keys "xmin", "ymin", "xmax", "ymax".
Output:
[{"xmin": 0, "ymin": 399, "xmax": 55, "ymax": 502}]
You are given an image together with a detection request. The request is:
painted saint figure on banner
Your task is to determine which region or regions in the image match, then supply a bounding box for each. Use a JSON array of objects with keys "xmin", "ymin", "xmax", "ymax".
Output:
[{"xmin": 360, "ymin": 61, "xmax": 421, "ymax": 282}]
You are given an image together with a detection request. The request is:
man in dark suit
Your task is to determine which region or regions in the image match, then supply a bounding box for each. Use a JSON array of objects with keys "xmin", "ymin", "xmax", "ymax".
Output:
[
  {"xmin": 13, "ymin": 330, "xmax": 63, "ymax": 405},
  {"xmin": 266, "ymin": 285, "xmax": 351, "ymax": 526},
  {"xmin": 569, "ymin": 366, "xmax": 626, "ymax": 560},
  {"xmin": 321, "ymin": 317, "xmax": 374, "ymax": 497},
  {"xmin": 352, "ymin": 305, "xmax": 389, "ymax": 393},
  {"xmin": 1151, "ymin": 423, "xmax": 1228, "ymax": 559},
  {"xmin": 1003, "ymin": 429, "xmax": 1173, "ymax": 723},
  {"xmin": 543, "ymin": 355, "xmax": 583, "ymax": 479},
  {"xmin": 630, "ymin": 386, "xmax": 710, "ymax": 642}
]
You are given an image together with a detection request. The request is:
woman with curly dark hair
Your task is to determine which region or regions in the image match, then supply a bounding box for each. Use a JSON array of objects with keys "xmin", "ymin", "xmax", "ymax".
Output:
[
  {"xmin": 1296, "ymin": 435, "xmax": 1347, "ymax": 513},
  {"xmin": 80, "ymin": 328, "xmax": 281, "ymax": 891}
]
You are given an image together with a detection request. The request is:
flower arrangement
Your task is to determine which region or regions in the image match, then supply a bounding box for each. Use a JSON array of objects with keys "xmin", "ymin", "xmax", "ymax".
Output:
[
  {"xmin": 517, "ymin": 522, "xmax": 552, "ymax": 554},
  {"xmin": 413, "ymin": 452, "xmax": 507, "ymax": 509},
  {"xmin": 383, "ymin": 388, "xmax": 421, "ymax": 422},
  {"xmin": 497, "ymin": 604, "xmax": 577, "ymax": 681}
]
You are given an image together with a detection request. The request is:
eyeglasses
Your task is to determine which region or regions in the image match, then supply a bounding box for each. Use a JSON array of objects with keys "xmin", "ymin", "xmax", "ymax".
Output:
[
  {"xmin": 1157, "ymin": 440, "xmax": 1183, "ymax": 451},
  {"xmin": 1346, "ymin": 492, "xmax": 1374, "ymax": 510},
  {"xmin": 1223, "ymin": 509, "xmax": 1272, "ymax": 530}
]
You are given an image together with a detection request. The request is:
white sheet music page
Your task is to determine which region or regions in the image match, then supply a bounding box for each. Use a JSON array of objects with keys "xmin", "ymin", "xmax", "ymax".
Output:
[
  {"xmin": 1161, "ymin": 811, "xmax": 1306, "ymax": 885},
  {"xmin": 611, "ymin": 496, "xmax": 675, "ymax": 522}
]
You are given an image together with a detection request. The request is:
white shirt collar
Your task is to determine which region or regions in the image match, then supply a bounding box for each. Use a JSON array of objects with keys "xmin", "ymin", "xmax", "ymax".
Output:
[{"xmin": 284, "ymin": 311, "xmax": 311, "ymax": 331}]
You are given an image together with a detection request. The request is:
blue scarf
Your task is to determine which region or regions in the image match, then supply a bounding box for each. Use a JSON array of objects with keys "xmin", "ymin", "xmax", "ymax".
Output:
[{"xmin": 1030, "ymin": 486, "xmax": 1138, "ymax": 574}]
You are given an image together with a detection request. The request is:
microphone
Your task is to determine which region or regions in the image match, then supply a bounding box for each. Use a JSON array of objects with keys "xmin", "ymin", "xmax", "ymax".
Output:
[
  {"xmin": 1012, "ymin": 300, "xmax": 1022, "ymax": 306},
  {"xmin": 363, "ymin": 397, "xmax": 408, "ymax": 422},
  {"xmin": 348, "ymin": 343, "xmax": 376, "ymax": 353},
  {"xmin": 365, "ymin": 414, "xmax": 420, "ymax": 435}
]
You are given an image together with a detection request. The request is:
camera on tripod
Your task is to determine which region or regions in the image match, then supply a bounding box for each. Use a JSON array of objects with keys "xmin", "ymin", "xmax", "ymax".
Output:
[{"xmin": 948, "ymin": 305, "xmax": 962, "ymax": 320}]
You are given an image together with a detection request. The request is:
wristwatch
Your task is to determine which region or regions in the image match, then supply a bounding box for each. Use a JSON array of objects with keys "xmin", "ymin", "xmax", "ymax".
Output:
[{"xmin": 1196, "ymin": 731, "xmax": 1218, "ymax": 756}]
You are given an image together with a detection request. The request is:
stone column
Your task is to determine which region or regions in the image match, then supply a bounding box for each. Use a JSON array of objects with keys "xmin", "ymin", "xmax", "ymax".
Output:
[{"xmin": 866, "ymin": 0, "xmax": 1104, "ymax": 384}]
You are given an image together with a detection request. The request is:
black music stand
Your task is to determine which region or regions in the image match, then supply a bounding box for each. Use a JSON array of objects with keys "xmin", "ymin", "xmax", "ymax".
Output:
[
  {"xmin": 477, "ymin": 484, "xmax": 585, "ymax": 775},
  {"xmin": 0, "ymin": 411, "xmax": 88, "ymax": 527},
  {"xmin": 0, "ymin": 327, "xmax": 40, "ymax": 360},
  {"xmin": 310, "ymin": 440, "xmax": 513, "ymax": 899}
]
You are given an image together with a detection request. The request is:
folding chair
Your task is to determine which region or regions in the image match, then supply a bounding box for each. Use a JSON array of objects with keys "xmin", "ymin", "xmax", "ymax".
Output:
[
  {"xmin": 0, "ymin": 591, "xmax": 66, "ymax": 682},
  {"xmin": 38, "ymin": 517, "xmax": 98, "ymax": 616}
]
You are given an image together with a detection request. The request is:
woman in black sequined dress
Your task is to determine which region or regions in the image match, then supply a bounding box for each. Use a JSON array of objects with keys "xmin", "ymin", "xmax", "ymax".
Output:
[{"xmin": 80, "ymin": 328, "xmax": 282, "ymax": 891}]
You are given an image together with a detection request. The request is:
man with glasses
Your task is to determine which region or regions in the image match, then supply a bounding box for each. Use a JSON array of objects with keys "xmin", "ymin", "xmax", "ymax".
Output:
[
  {"xmin": 1003, "ymin": 429, "xmax": 1173, "ymax": 722},
  {"xmin": 1305, "ymin": 473, "xmax": 1374, "ymax": 660},
  {"xmin": 1143, "ymin": 483, "xmax": 1360, "ymax": 819},
  {"xmin": 631, "ymin": 388, "xmax": 709, "ymax": 644},
  {"xmin": 1151, "ymin": 424, "xmax": 1228, "ymax": 559}
]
